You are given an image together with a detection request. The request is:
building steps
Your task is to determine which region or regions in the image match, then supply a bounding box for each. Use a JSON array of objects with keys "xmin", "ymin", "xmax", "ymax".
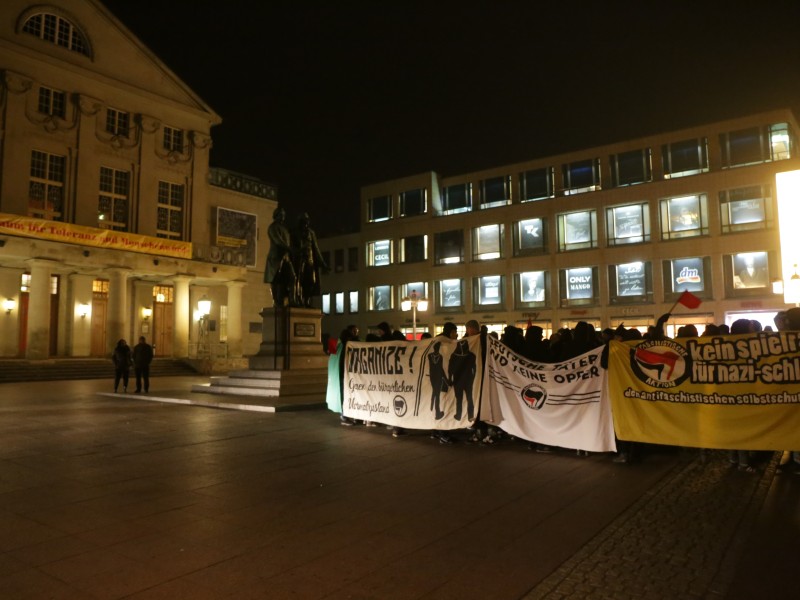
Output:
[{"xmin": 191, "ymin": 368, "xmax": 327, "ymax": 399}]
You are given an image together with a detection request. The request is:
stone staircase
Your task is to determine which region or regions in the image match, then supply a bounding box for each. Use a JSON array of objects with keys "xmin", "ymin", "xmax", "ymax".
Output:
[
  {"xmin": 0, "ymin": 358, "xmax": 198, "ymax": 383},
  {"xmin": 191, "ymin": 368, "xmax": 327, "ymax": 402}
]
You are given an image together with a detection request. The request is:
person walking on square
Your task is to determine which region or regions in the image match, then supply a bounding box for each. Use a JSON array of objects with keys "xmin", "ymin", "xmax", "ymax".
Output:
[
  {"xmin": 112, "ymin": 339, "xmax": 133, "ymax": 393},
  {"xmin": 133, "ymin": 336, "xmax": 154, "ymax": 394}
]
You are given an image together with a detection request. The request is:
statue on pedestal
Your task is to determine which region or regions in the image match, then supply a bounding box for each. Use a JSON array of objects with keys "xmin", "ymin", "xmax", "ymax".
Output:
[
  {"xmin": 263, "ymin": 207, "xmax": 298, "ymax": 307},
  {"xmin": 293, "ymin": 212, "xmax": 329, "ymax": 308}
]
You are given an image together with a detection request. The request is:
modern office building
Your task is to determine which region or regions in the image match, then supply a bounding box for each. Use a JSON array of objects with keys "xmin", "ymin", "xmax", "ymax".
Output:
[
  {"xmin": 319, "ymin": 109, "xmax": 799, "ymax": 340},
  {"xmin": 0, "ymin": 0, "xmax": 277, "ymax": 359}
]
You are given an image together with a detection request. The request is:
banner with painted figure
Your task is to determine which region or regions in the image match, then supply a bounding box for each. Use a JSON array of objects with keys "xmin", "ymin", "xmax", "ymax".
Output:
[
  {"xmin": 608, "ymin": 332, "xmax": 800, "ymax": 450},
  {"xmin": 342, "ymin": 336, "xmax": 482, "ymax": 429},
  {"xmin": 480, "ymin": 337, "xmax": 615, "ymax": 452}
]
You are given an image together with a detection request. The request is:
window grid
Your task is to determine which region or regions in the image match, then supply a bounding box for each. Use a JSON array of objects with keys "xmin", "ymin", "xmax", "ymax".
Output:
[
  {"xmin": 29, "ymin": 150, "xmax": 66, "ymax": 221},
  {"xmin": 38, "ymin": 87, "xmax": 66, "ymax": 118},
  {"xmin": 163, "ymin": 126, "xmax": 184, "ymax": 152},
  {"xmin": 719, "ymin": 185, "xmax": 773, "ymax": 233},
  {"xmin": 156, "ymin": 181, "xmax": 184, "ymax": 240},
  {"xmin": 22, "ymin": 13, "xmax": 90, "ymax": 56},
  {"xmin": 106, "ymin": 108, "xmax": 130, "ymax": 137},
  {"xmin": 98, "ymin": 167, "xmax": 130, "ymax": 231}
]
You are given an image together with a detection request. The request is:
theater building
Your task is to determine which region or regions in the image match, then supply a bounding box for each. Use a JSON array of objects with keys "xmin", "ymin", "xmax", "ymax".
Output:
[
  {"xmin": 0, "ymin": 0, "xmax": 276, "ymax": 359},
  {"xmin": 319, "ymin": 109, "xmax": 799, "ymax": 340}
]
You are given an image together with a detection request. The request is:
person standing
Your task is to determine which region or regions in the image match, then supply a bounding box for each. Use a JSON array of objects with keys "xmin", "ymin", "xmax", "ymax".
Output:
[
  {"xmin": 112, "ymin": 339, "xmax": 132, "ymax": 393},
  {"xmin": 133, "ymin": 336, "xmax": 154, "ymax": 394}
]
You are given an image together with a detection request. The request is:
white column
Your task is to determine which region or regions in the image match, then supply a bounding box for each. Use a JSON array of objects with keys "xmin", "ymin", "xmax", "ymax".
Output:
[
  {"xmin": 226, "ymin": 280, "xmax": 245, "ymax": 357},
  {"xmin": 171, "ymin": 275, "xmax": 191, "ymax": 357},
  {"xmin": 106, "ymin": 268, "xmax": 131, "ymax": 353},
  {"xmin": 25, "ymin": 259, "xmax": 55, "ymax": 359}
]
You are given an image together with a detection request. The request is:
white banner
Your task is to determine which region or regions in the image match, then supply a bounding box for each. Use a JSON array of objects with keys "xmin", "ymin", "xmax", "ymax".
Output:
[
  {"xmin": 342, "ymin": 336, "xmax": 483, "ymax": 429},
  {"xmin": 480, "ymin": 337, "xmax": 616, "ymax": 452}
]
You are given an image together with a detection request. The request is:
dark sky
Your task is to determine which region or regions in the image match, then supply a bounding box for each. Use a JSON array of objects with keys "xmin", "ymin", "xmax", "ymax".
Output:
[{"xmin": 102, "ymin": 1, "xmax": 800, "ymax": 236}]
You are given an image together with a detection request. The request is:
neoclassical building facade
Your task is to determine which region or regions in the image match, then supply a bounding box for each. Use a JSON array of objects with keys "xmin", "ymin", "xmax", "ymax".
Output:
[{"xmin": 0, "ymin": 0, "xmax": 276, "ymax": 359}]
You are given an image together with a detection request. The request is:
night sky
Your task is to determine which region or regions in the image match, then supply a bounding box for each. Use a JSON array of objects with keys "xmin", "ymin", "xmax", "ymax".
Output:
[{"xmin": 102, "ymin": 1, "xmax": 800, "ymax": 236}]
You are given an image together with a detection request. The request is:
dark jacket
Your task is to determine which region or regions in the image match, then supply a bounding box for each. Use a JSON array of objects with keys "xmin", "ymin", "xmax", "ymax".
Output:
[{"xmin": 133, "ymin": 342, "xmax": 154, "ymax": 368}]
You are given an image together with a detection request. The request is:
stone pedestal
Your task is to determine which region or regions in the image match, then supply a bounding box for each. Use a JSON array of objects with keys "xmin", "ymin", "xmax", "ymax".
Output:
[{"xmin": 250, "ymin": 307, "xmax": 327, "ymax": 370}]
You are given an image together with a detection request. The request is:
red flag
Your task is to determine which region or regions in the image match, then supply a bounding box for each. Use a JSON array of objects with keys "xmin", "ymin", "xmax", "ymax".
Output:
[{"xmin": 677, "ymin": 290, "xmax": 702, "ymax": 309}]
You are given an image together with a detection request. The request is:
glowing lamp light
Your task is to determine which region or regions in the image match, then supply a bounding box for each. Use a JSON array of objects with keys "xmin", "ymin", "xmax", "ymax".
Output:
[
  {"xmin": 401, "ymin": 289, "xmax": 428, "ymax": 339},
  {"xmin": 77, "ymin": 303, "xmax": 90, "ymax": 319},
  {"xmin": 198, "ymin": 295, "xmax": 211, "ymax": 317},
  {"xmin": 3, "ymin": 298, "xmax": 15, "ymax": 314},
  {"xmin": 142, "ymin": 306, "xmax": 153, "ymax": 320},
  {"xmin": 776, "ymin": 170, "xmax": 800, "ymax": 305}
]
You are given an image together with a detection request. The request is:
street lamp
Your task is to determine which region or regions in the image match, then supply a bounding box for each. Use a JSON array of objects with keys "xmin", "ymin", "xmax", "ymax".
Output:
[
  {"xmin": 198, "ymin": 295, "xmax": 212, "ymax": 357},
  {"xmin": 401, "ymin": 289, "xmax": 428, "ymax": 340}
]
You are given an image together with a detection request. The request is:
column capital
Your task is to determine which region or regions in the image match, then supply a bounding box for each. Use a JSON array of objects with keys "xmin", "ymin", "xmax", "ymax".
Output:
[{"xmin": 225, "ymin": 280, "xmax": 247, "ymax": 290}]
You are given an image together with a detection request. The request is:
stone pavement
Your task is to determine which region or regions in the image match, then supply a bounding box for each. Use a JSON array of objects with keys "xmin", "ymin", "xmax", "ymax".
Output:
[{"xmin": 0, "ymin": 375, "xmax": 797, "ymax": 599}]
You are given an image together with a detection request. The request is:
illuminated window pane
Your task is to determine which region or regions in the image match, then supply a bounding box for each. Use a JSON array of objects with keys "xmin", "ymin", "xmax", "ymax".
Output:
[
  {"xmin": 472, "ymin": 224, "xmax": 503, "ymax": 260},
  {"xmin": 438, "ymin": 279, "xmax": 462, "ymax": 308},
  {"xmin": 434, "ymin": 230, "xmax": 464, "ymax": 265},
  {"xmin": 660, "ymin": 194, "xmax": 708, "ymax": 239},
  {"xmin": 514, "ymin": 217, "xmax": 546, "ymax": 255}
]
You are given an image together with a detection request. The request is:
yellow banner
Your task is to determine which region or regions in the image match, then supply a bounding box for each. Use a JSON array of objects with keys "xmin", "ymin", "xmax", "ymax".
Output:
[
  {"xmin": 0, "ymin": 213, "xmax": 192, "ymax": 259},
  {"xmin": 608, "ymin": 334, "xmax": 800, "ymax": 450}
]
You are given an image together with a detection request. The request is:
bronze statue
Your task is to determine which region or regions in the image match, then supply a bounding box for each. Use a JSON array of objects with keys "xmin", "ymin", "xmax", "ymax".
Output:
[
  {"xmin": 264, "ymin": 207, "xmax": 298, "ymax": 307},
  {"xmin": 292, "ymin": 212, "xmax": 328, "ymax": 307}
]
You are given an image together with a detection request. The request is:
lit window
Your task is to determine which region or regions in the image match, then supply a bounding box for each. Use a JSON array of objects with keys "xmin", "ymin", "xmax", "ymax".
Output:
[
  {"xmin": 440, "ymin": 183, "xmax": 471, "ymax": 215},
  {"xmin": 400, "ymin": 188, "xmax": 426, "ymax": 216},
  {"xmin": 519, "ymin": 167, "xmax": 554, "ymax": 202},
  {"xmin": 606, "ymin": 203, "xmax": 650, "ymax": 245},
  {"xmin": 664, "ymin": 257, "xmax": 710, "ymax": 296},
  {"xmin": 513, "ymin": 217, "xmax": 547, "ymax": 256},
  {"xmin": 367, "ymin": 239, "xmax": 392, "ymax": 267},
  {"xmin": 610, "ymin": 148, "xmax": 652, "ymax": 186},
  {"xmin": 322, "ymin": 294, "xmax": 330, "ymax": 314},
  {"xmin": 475, "ymin": 275, "xmax": 503, "ymax": 306},
  {"xmin": 662, "ymin": 138, "xmax": 708, "ymax": 178},
  {"xmin": 609, "ymin": 262, "xmax": 653, "ymax": 304},
  {"xmin": 106, "ymin": 108, "xmax": 130, "ymax": 137},
  {"xmin": 560, "ymin": 267, "xmax": 598, "ymax": 306},
  {"xmin": 22, "ymin": 12, "xmax": 90, "ymax": 56},
  {"xmin": 402, "ymin": 282, "xmax": 428, "ymax": 300},
  {"xmin": 38, "ymin": 87, "xmax": 66, "ymax": 118},
  {"xmin": 335, "ymin": 292, "xmax": 345, "ymax": 314},
  {"xmin": 725, "ymin": 251, "xmax": 770, "ymax": 297},
  {"xmin": 400, "ymin": 234, "xmax": 427, "ymax": 263},
  {"xmin": 348, "ymin": 291, "xmax": 358, "ymax": 313},
  {"xmin": 516, "ymin": 271, "xmax": 547, "ymax": 306},
  {"xmin": 163, "ymin": 126, "xmax": 184, "ymax": 152},
  {"xmin": 562, "ymin": 159, "xmax": 601, "ymax": 194},
  {"xmin": 369, "ymin": 285, "xmax": 392, "ymax": 311},
  {"xmin": 98, "ymin": 167, "xmax": 130, "ymax": 231},
  {"xmin": 557, "ymin": 210, "xmax": 598, "ymax": 251},
  {"xmin": 719, "ymin": 185, "xmax": 772, "ymax": 233},
  {"xmin": 29, "ymin": 150, "xmax": 65, "ymax": 221},
  {"xmin": 479, "ymin": 175, "xmax": 511, "ymax": 209},
  {"xmin": 156, "ymin": 181, "xmax": 184, "ymax": 240},
  {"xmin": 434, "ymin": 230, "xmax": 464, "ymax": 265},
  {"xmin": 472, "ymin": 224, "xmax": 503, "ymax": 260},
  {"xmin": 660, "ymin": 194, "xmax": 708, "ymax": 240},
  {"xmin": 368, "ymin": 195, "xmax": 392, "ymax": 222},
  {"xmin": 437, "ymin": 279, "xmax": 463, "ymax": 309},
  {"xmin": 720, "ymin": 123, "xmax": 793, "ymax": 167}
]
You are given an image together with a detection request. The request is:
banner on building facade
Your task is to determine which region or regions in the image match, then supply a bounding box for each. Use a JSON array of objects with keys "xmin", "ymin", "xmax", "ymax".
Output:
[
  {"xmin": 608, "ymin": 333, "xmax": 800, "ymax": 450},
  {"xmin": 342, "ymin": 336, "xmax": 483, "ymax": 430},
  {"xmin": 480, "ymin": 337, "xmax": 615, "ymax": 452},
  {"xmin": 0, "ymin": 214, "xmax": 192, "ymax": 259}
]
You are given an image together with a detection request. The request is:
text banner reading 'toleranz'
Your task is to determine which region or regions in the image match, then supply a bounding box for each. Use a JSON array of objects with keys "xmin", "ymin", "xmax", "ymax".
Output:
[{"xmin": 608, "ymin": 333, "xmax": 800, "ymax": 450}]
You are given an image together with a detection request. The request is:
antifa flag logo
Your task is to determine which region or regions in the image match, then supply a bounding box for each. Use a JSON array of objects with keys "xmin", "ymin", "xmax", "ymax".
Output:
[
  {"xmin": 520, "ymin": 383, "xmax": 547, "ymax": 410},
  {"xmin": 630, "ymin": 339, "xmax": 691, "ymax": 389}
]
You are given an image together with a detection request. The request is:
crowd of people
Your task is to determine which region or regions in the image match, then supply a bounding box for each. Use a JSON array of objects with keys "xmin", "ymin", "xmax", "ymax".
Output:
[{"xmin": 325, "ymin": 309, "xmax": 800, "ymax": 473}]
